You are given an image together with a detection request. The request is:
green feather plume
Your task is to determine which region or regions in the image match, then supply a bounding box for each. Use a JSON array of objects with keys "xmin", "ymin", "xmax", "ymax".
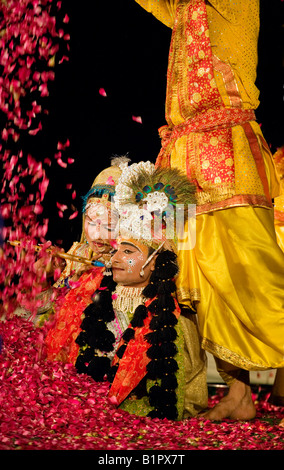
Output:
[{"xmin": 124, "ymin": 166, "xmax": 196, "ymax": 218}]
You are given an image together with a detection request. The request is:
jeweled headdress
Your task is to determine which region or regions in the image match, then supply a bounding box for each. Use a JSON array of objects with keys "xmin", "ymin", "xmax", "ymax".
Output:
[
  {"xmin": 82, "ymin": 156, "xmax": 130, "ymax": 213},
  {"xmin": 80, "ymin": 156, "xmax": 130, "ymax": 243},
  {"xmin": 114, "ymin": 161, "xmax": 196, "ymax": 251}
]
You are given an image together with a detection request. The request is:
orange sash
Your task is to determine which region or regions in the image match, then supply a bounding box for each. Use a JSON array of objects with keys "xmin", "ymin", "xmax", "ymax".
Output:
[{"xmin": 45, "ymin": 268, "xmax": 104, "ymax": 364}]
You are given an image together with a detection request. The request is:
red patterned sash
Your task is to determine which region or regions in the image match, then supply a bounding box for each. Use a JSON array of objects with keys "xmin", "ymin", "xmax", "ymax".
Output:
[{"xmin": 156, "ymin": 108, "xmax": 256, "ymax": 168}]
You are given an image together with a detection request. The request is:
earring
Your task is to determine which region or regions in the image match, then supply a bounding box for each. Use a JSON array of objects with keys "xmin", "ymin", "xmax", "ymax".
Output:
[
  {"xmin": 103, "ymin": 259, "xmax": 112, "ymax": 276},
  {"xmin": 139, "ymin": 241, "xmax": 165, "ymax": 276}
]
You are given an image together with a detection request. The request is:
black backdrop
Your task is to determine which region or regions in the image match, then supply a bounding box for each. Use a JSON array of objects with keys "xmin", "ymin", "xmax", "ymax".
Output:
[{"xmin": 37, "ymin": 0, "xmax": 284, "ymax": 249}]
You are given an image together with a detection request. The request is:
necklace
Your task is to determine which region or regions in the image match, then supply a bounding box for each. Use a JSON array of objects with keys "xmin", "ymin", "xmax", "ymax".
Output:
[{"xmin": 112, "ymin": 285, "xmax": 145, "ymax": 314}]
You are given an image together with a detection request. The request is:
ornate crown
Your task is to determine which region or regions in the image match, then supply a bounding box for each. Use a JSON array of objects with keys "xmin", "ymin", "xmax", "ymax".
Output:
[{"xmin": 114, "ymin": 161, "xmax": 196, "ymax": 250}]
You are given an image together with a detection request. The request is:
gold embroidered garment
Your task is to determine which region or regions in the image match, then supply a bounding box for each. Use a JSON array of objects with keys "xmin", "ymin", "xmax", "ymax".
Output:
[
  {"xmin": 135, "ymin": 0, "xmax": 284, "ymax": 371},
  {"xmin": 177, "ymin": 207, "xmax": 284, "ymax": 371},
  {"xmin": 135, "ymin": 0, "xmax": 281, "ymax": 213}
]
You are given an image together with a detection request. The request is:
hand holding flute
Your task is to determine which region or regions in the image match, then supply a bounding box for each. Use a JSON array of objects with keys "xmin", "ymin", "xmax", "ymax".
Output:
[{"xmin": 7, "ymin": 240, "xmax": 109, "ymax": 287}]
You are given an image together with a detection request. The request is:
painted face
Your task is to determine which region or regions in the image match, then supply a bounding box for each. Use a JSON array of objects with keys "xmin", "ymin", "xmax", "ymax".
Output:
[
  {"xmin": 84, "ymin": 203, "xmax": 118, "ymax": 253},
  {"xmin": 111, "ymin": 240, "xmax": 155, "ymax": 287}
]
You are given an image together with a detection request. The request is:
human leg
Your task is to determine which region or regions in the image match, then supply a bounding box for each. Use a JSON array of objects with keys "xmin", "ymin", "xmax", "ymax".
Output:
[{"xmin": 202, "ymin": 358, "xmax": 256, "ymax": 420}]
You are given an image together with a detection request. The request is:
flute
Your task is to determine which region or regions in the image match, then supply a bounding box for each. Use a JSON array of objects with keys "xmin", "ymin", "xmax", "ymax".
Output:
[{"xmin": 7, "ymin": 240, "xmax": 105, "ymax": 267}]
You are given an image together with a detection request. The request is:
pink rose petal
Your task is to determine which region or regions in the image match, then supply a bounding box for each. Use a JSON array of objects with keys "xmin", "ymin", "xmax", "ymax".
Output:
[
  {"xmin": 99, "ymin": 88, "xmax": 107, "ymax": 97},
  {"xmin": 132, "ymin": 115, "xmax": 143, "ymax": 124},
  {"xmin": 69, "ymin": 211, "xmax": 78, "ymax": 220},
  {"xmin": 57, "ymin": 158, "xmax": 67, "ymax": 168}
]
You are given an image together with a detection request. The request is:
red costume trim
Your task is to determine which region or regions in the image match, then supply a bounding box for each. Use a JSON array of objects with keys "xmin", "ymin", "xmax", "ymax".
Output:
[{"xmin": 108, "ymin": 298, "xmax": 181, "ymax": 406}]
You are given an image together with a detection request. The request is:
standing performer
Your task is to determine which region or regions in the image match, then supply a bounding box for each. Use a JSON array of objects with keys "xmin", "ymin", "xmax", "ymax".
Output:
[{"xmin": 134, "ymin": 0, "xmax": 284, "ymax": 421}]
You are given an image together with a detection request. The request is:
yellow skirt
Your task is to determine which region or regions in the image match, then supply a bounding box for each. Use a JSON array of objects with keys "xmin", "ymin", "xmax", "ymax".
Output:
[
  {"xmin": 274, "ymin": 195, "xmax": 284, "ymax": 253},
  {"xmin": 275, "ymin": 220, "xmax": 284, "ymax": 253},
  {"xmin": 177, "ymin": 206, "xmax": 284, "ymax": 371}
]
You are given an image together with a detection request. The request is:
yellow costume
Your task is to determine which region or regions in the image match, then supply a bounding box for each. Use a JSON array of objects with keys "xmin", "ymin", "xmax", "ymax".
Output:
[
  {"xmin": 273, "ymin": 147, "xmax": 284, "ymax": 253},
  {"xmin": 135, "ymin": 0, "xmax": 284, "ymax": 374}
]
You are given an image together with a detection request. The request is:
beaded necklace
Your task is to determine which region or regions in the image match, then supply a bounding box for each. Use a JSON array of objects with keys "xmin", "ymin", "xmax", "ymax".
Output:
[{"xmin": 112, "ymin": 285, "xmax": 145, "ymax": 314}]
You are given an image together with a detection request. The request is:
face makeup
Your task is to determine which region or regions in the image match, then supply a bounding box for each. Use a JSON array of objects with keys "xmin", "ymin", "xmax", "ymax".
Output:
[
  {"xmin": 84, "ymin": 203, "xmax": 118, "ymax": 253},
  {"xmin": 111, "ymin": 240, "xmax": 155, "ymax": 287}
]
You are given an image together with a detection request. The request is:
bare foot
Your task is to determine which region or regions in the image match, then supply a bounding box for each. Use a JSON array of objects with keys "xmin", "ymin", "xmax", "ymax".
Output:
[
  {"xmin": 201, "ymin": 380, "xmax": 256, "ymax": 421},
  {"xmin": 279, "ymin": 418, "xmax": 284, "ymax": 428}
]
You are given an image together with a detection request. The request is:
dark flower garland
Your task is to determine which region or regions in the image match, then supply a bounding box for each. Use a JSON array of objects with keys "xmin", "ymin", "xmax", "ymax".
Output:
[
  {"xmin": 75, "ymin": 250, "xmax": 181, "ymax": 420},
  {"xmin": 75, "ymin": 275, "xmax": 117, "ymax": 381}
]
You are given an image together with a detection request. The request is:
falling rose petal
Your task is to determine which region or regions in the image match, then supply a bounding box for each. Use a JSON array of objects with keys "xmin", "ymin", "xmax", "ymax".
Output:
[
  {"xmin": 57, "ymin": 158, "xmax": 67, "ymax": 168},
  {"xmin": 71, "ymin": 190, "xmax": 76, "ymax": 200},
  {"xmin": 110, "ymin": 240, "xmax": 118, "ymax": 250},
  {"xmin": 132, "ymin": 115, "xmax": 143, "ymax": 124},
  {"xmin": 1, "ymin": 205, "xmax": 11, "ymax": 218},
  {"xmin": 67, "ymin": 158, "xmax": 74, "ymax": 164},
  {"xmin": 32, "ymin": 71, "xmax": 41, "ymax": 82},
  {"xmin": 111, "ymin": 293, "xmax": 118, "ymax": 300},
  {"xmin": 69, "ymin": 211, "xmax": 78, "ymax": 220},
  {"xmin": 44, "ymin": 158, "xmax": 52, "ymax": 166},
  {"xmin": 41, "ymin": 71, "xmax": 55, "ymax": 83},
  {"xmin": 0, "ymin": 0, "xmax": 72, "ymax": 318},
  {"xmin": 2, "ymin": 128, "xmax": 8, "ymax": 140},
  {"xmin": 34, "ymin": 204, "xmax": 43, "ymax": 215},
  {"xmin": 28, "ymin": 122, "xmax": 42, "ymax": 135},
  {"xmin": 26, "ymin": 56, "xmax": 35, "ymax": 69},
  {"xmin": 58, "ymin": 211, "xmax": 64, "ymax": 218},
  {"xmin": 57, "ymin": 139, "xmax": 70, "ymax": 150},
  {"xmin": 106, "ymin": 176, "xmax": 115, "ymax": 185},
  {"xmin": 39, "ymin": 177, "xmax": 49, "ymax": 201},
  {"xmin": 59, "ymin": 55, "xmax": 69, "ymax": 64},
  {"xmin": 39, "ymin": 84, "xmax": 49, "ymax": 97},
  {"xmin": 99, "ymin": 88, "xmax": 107, "ymax": 97},
  {"xmin": 56, "ymin": 202, "xmax": 68, "ymax": 211},
  {"xmin": 66, "ymin": 183, "xmax": 72, "ymax": 190}
]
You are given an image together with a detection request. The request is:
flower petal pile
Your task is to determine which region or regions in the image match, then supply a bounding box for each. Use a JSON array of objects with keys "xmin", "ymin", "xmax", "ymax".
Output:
[{"xmin": 0, "ymin": 316, "xmax": 284, "ymax": 451}]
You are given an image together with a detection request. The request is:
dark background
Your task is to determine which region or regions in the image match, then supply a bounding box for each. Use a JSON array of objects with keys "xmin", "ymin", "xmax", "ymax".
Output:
[{"xmin": 38, "ymin": 0, "xmax": 284, "ymax": 249}]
